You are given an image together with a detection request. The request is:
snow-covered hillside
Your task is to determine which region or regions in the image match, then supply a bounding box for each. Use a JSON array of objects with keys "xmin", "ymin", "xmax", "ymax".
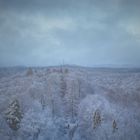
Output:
[{"xmin": 0, "ymin": 66, "xmax": 140, "ymax": 140}]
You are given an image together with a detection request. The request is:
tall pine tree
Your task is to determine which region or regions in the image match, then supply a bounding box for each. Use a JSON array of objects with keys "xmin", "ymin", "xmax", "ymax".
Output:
[{"xmin": 5, "ymin": 99, "xmax": 23, "ymax": 131}]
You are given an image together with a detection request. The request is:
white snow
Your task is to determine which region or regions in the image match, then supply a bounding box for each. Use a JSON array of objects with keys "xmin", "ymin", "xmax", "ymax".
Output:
[{"xmin": 0, "ymin": 66, "xmax": 140, "ymax": 140}]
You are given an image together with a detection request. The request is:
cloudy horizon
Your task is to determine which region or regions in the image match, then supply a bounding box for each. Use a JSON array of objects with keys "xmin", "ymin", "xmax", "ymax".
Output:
[{"xmin": 0, "ymin": 0, "xmax": 140, "ymax": 67}]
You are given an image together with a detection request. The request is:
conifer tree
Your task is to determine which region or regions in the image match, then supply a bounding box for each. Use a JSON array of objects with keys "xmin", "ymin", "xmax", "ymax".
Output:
[{"xmin": 5, "ymin": 100, "xmax": 22, "ymax": 131}]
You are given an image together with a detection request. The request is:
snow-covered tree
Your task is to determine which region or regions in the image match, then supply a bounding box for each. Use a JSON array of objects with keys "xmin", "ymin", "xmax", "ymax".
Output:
[
  {"xmin": 26, "ymin": 68, "xmax": 33, "ymax": 76},
  {"xmin": 112, "ymin": 119, "xmax": 118, "ymax": 133},
  {"xmin": 63, "ymin": 80, "xmax": 79, "ymax": 122},
  {"xmin": 5, "ymin": 99, "xmax": 23, "ymax": 131},
  {"xmin": 60, "ymin": 74, "xmax": 67, "ymax": 98},
  {"xmin": 77, "ymin": 78, "xmax": 82, "ymax": 98},
  {"xmin": 93, "ymin": 109, "xmax": 102, "ymax": 129},
  {"xmin": 20, "ymin": 101, "xmax": 53, "ymax": 140}
]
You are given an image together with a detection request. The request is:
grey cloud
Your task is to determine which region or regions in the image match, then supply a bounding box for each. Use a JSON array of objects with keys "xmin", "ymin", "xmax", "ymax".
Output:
[{"xmin": 0, "ymin": 0, "xmax": 140, "ymax": 67}]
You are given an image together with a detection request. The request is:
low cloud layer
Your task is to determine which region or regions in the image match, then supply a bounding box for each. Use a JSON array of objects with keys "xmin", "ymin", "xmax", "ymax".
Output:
[{"xmin": 0, "ymin": 0, "xmax": 140, "ymax": 67}]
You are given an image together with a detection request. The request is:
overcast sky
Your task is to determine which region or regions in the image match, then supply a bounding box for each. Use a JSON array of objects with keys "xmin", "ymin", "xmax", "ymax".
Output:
[{"xmin": 0, "ymin": 0, "xmax": 140, "ymax": 67}]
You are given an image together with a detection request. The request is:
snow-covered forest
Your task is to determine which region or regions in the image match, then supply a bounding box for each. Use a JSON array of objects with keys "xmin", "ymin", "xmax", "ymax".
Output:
[{"xmin": 0, "ymin": 66, "xmax": 140, "ymax": 140}]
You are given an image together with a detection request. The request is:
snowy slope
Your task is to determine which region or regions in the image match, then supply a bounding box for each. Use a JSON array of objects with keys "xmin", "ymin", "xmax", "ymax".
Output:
[{"xmin": 0, "ymin": 66, "xmax": 140, "ymax": 140}]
